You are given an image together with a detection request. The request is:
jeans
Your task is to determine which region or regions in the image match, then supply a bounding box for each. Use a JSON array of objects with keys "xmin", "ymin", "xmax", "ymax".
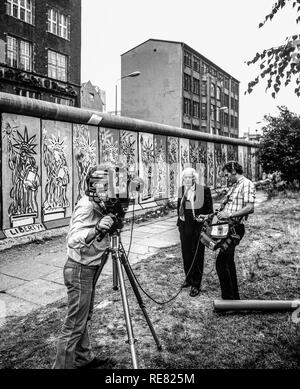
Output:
[
  {"xmin": 215, "ymin": 224, "xmax": 245, "ymax": 300},
  {"xmin": 52, "ymin": 258, "xmax": 101, "ymax": 369}
]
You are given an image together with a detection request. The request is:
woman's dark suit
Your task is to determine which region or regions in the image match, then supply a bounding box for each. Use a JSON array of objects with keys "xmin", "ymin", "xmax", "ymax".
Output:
[{"xmin": 177, "ymin": 184, "xmax": 213, "ymax": 289}]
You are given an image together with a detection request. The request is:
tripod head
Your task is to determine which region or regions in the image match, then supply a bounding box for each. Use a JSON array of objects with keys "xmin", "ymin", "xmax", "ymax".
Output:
[{"xmin": 109, "ymin": 229, "xmax": 121, "ymax": 250}]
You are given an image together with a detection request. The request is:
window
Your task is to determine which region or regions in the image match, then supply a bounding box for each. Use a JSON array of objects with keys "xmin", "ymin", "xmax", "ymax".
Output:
[
  {"xmin": 184, "ymin": 98, "xmax": 191, "ymax": 116},
  {"xmin": 210, "ymin": 67, "xmax": 217, "ymax": 77},
  {"xmin": 216, "ymin": 86, "xmax": 221, "ymax": 100},
  {"xmin": 200, "ymin": 62, "xmax": 208, "ymax": 75},
  {"xmin": 230, "ymin": 115, "xmax": 234, "ymax": 128},
  {"xmin": 48, "ymin": 50, "xmax": 67, "ymax": 81},
  {"xmin": 6, "ymin": 0, "xmax": 34, "ymax": 24},
  {"xmin": 223, "ymin": 93, "xmax": 229, "ymax": 107},
  {"xmin": 224, "ymin": 112, "xmax": 229, "ymax": 126},
  {"xmin": 216, "ymin": 107, "xmax": 220, "ymax": 122},
  {"xmin": 54, "ymin": 97, "xmax": 73, "ymax": 106},
  {"xmin": 224, "ymin": 77, "xmax": 229, "ymax": 89},
  {"xmin": 201, "ymin": 103, "xmax": 207, "ymax": 120},
  {"xmin": 210, "ymin": 104, "xmax": 215, "ymax": 120},
  {"xmin": 184, "ymin": 73, "xmax": 191, "ymax": 91},
  {"xmin": 234, "ymin": 116, "xmax": 238, "ymax": 129},
  {"xmin": 201, "ymin": 80, "xmax": 207, "ymax": 96},
  {"xmin": 7, "ymin": 36, "xmax": 32, "ymax": 71},
  {"xmin": 16, "ymin": 89, "xmax": 40, "ymax": 99},
  {"xmin": 193, "ymin": 101, "xmax": 200, "ymax": 118},
  {"xmin": 193, "ymin": 78, "xmax": 199, "ymax": 94},
  {"xmin": 184, "ymin": 51, "xmax": 192, "ymax": 67},
  {"xmin": 47, "ymin": 9, "xmax": 70, "ymax": 40},
  {"xmin": 193, "ymin": 58, "xmax": 199, "ymax": 72},
  {"xmin": 210, "ymin": 83, "xmax": 215, "ymax": 98},
  {"xmin": 89, "ymin": 93, "xmax": 94, "ymax": 101}
]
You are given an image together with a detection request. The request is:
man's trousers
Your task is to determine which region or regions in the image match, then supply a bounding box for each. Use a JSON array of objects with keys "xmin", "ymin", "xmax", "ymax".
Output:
[
  {"xmin": 215, "ymin": 224, "xmax": 245, "ymax": 300},
  {"xmin": 53, "ymin": 258, "xmax": 101, "ymax": 369}
]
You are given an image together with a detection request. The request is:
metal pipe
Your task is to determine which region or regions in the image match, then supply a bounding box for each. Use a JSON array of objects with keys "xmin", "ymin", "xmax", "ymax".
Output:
[
  {"xmin": 213, "ymin": 300, "xmax": 300, "ymax": 311},
  {"xmin": 0, "ymin": 92, "xmax": 257, "ymax": 147}
]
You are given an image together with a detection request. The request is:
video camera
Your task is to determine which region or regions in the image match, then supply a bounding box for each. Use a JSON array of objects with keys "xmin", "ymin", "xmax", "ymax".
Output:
[{"xmin": 85, "ymin": 164, "xmax": 144, "ymax": 240}]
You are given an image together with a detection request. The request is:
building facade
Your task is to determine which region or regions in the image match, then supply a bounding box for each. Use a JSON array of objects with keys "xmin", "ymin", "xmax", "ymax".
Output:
[
  {"xmin": 0, "ymin": 0, "xmax": 81, "ymax": 107},
  {"xmin": 121, "ymin": 39, "xmax": 239, "ymax": 138},
  {"xmin": 81, "ymin": 80, "xmax": 106, "ymax": 111}
]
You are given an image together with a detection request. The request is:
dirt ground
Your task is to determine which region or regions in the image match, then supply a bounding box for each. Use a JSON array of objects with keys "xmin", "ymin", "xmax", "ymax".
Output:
[{"xmin": 0, "ymin": 191, "xmax": 299, "ymax": 369}]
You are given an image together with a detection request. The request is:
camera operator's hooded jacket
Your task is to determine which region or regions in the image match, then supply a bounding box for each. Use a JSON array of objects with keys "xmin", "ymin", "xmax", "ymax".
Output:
[{"xmin": 67, "ymin": 195, "xmax": 110, "ymax": 266}]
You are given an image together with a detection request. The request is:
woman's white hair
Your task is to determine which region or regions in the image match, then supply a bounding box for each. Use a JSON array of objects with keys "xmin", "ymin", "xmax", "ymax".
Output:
[{"xmin": 181, "ymin": 167, "xmax": 199, "ymax": 182}]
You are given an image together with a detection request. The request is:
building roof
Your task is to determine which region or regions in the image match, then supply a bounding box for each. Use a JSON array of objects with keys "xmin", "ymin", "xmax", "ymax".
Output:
[{"xmin": 121, "ymin": 38, "xmax": 239, "ymax": 83}]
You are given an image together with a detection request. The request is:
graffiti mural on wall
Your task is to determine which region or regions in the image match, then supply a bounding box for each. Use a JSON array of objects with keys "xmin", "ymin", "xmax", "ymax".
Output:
[
  {"xmin": 180, "ymin": 138, "xmax": 189, "ymax": 170},
  {"xmin": 214, "ymin": 143, "xmax": 227, "ymax": 188},
  {"xmin": 207, "ymin": 142, "xmax": 215, "ymax": 188},
  {"xmin": 73, "ymin": 124, "xmax": 97, "ymax": 203},
  {"xmin": 99, "ymin": 128, "xmax": 119, "ymax": 167},
  {"xmin": 167, "ymin": 137, "xmax": 179, "ymax": 199},
  {"xmin": 42, "ymin": 128, "xmax": 70, "ymax": 218},
  {"xmin": 153, "ymin": 135, "xmax": 167, "ymax": 199},
  {"xmin": 198, "ymin": 141, "xmax": 207, "ymax": 185},
  {"xmin": 140, "ymin": 133, "xmax": 155, "ymax": 201},
  {"xmin": 3, "ymin": 122, "xmax": 40, "ymax": 227},
  {"xmin": 190, "ymin": 140, "xmax": 200, "ymax": 170}
]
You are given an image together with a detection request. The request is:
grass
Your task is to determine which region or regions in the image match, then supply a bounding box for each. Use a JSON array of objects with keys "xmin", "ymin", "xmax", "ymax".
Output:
[{"xmin": 0, "ymin": 192, "xmax": 299, "ymax": 369}]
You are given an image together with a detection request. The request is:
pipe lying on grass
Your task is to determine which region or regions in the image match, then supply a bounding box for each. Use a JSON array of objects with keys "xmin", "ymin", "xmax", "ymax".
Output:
[{"xmin": 213, "ymin": 300, "xmax": 300, "ymax": 312}]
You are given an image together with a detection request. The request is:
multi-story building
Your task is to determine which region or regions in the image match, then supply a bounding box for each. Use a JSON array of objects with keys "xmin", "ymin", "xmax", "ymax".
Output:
[
  {"xmin": 0, "ymin": 0, "xmax": 81, "ymax": 107},
  {"xmin": 81, "ymin": 81, "xmax": 106, "ymax": 111},
  {"xmin": 121, "ymin": 39, "xmax": 239, "ymax": 138}
]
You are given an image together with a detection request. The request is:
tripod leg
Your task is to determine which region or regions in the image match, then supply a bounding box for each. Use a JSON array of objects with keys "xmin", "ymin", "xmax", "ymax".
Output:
[
  {"xmin": 112, "ymin": 256, "xmax": 119, "ymax": 291},
  {"xmin": 113, "ymin": 251, "xmax": 139, "ymax": 369},
  {"xmin": 119, "ymin": 247, "xmax": 162, "ymax": 351},
  {"xmin": 95, "ymin": 248, "xmax": 110, "ymax": 280}
]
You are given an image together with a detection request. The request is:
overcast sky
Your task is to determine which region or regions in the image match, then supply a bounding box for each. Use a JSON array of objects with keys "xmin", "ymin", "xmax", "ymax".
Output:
[{"xmin": 81, "ymin": 0, "xmax": 299, "ymax": 136}]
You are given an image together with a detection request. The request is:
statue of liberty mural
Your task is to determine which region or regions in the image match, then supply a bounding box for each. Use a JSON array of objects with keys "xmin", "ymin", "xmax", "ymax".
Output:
[
  {"xmin": 154, "ymin": 137, "xmax": 166, "ymax": 199},
  {"xmin": 4, "ymin": 123, "xmax": 40, "ymax": 219},
  {"xmin": 140, "ymin": 135, "xmax": 154, "ymax": 200},
  {"xmin": 43, "ymin": 129, "xmax": 70, "ymax": 212},
  {"xmin": 74, "ymin": 125, "xmax": 96, "ymax": 203}
]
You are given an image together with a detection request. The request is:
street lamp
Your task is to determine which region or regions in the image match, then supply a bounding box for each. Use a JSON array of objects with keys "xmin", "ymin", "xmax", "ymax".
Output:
[{"xmin": 115, "ymin": 71, "xmax": 141, "ymax": 116}]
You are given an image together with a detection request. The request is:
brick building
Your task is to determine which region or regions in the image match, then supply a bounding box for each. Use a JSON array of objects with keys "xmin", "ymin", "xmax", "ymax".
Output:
[
  {"xmin": 0, "ymin": 0, "xmax": 81, "ymax": 107},
  {"xmin": 121, "ymin": 39, "xmax": 239, "ymax": 138}
]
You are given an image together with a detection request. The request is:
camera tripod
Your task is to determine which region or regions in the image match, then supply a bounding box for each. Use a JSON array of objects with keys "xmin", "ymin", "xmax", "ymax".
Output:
[{"xmin": 95, "ymin": 230, "xmax": 162, "ymax": 369}]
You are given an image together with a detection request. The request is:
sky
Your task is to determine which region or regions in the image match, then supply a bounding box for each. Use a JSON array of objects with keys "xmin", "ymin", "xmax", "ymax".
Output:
[{"xmin": 81, "ymin": 0, "xmax": 299, "ymax": 136}]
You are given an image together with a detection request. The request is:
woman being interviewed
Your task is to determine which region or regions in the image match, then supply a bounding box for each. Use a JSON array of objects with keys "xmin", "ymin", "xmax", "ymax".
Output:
[{"xmin": 177, "ymin": 167, "xmax": 213, "ymax": 297}]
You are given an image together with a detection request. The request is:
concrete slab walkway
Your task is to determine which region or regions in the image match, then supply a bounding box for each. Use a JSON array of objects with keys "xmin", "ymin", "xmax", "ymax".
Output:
[
  {"xmin": 0, "ymin": 190, "xmax": 268, "ymax": 326},
  {"xmin": 0, "ymin": 214, "xmax": 180, "ymax": 326}
]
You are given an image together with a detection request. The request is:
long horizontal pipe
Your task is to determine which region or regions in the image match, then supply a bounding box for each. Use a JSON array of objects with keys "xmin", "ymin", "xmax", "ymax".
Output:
[
  {"xmin": 0, "ymin": 92, "xmax": 257, "ymax": 148},
  {"xmin": 213, "ymin": 300, "xmax": 300, "ymax": 311}
]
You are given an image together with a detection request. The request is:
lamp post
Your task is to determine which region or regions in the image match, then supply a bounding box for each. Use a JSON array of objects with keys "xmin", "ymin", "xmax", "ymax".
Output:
[{"xmin": 115, "ymin": 71, "xmax": 140, "ymax": 116}]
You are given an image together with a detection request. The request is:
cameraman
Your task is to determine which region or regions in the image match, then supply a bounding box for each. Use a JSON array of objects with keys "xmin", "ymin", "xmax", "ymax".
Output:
[
  {"xmin": 216, "ymin": 161, "xmax": 255, "ymax": 300},
  {"xmin": 53, "ymin": 165, "xmax": 123, "ymax": 369}
]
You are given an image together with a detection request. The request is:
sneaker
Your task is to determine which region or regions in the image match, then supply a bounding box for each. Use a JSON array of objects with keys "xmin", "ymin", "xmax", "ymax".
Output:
[{"xmin": 79, "ymin": 357, "xmax": 115, "ymax": 369}]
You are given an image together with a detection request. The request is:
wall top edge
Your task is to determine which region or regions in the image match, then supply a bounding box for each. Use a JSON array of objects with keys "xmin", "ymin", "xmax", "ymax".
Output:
[{"xmin": 0, "ymin": 92, "xmax": 257, "ymax": 148}]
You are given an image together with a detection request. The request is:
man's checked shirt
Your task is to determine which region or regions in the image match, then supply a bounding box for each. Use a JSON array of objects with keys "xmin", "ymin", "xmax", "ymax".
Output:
[{"xmin": 222, "ymin": 176, "xmax": 256, "ymax": 217}]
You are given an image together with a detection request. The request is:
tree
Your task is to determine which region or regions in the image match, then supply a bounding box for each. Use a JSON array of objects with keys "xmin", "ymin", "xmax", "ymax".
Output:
[
  {"xmin": 257, "ymin": 106, "xmax": 300, "ymax": 183},
  {"xmin": 246, "ymin": 0, "xmax": 300, "ymax": 98}
]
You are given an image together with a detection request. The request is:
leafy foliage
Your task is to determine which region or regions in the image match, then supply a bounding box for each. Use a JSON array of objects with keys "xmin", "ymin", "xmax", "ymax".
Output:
[
  {"xmin": 257, "ymin": 106, "xmax": 300, "ymax": 182},
  {"xmin": 246, "ymin": 0, "xmax": 300, "ymax": 97}
]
